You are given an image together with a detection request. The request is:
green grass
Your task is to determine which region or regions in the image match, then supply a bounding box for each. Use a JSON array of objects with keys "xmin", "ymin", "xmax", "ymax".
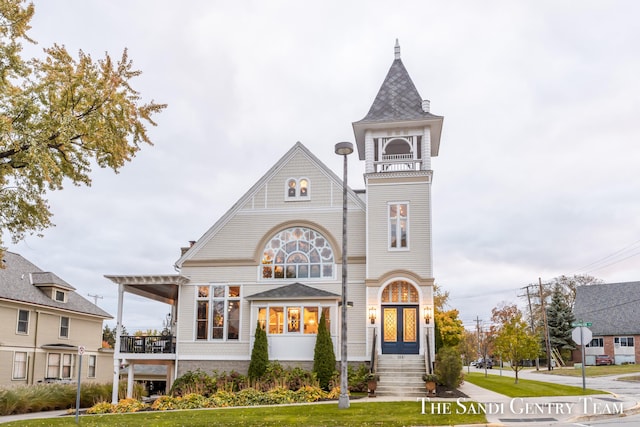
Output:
[
  {"xmin": 464, "ymin": 372, "xmax": 606, "ymax": 398},
  {"xmin": 535, "ymin": 364, "xmax": 640, "ymax": 377},
  {"xmin": 0, "ymin": 401, "xmax": 488, "ymax": 426}
]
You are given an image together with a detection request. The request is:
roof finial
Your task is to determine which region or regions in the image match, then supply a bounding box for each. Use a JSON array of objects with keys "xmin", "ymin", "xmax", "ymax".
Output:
[{"xmin": 394, "ymin": 38, "xmax": 401, "ymax": 59}]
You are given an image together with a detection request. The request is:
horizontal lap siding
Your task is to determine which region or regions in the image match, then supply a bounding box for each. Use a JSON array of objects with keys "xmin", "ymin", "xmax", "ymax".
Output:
[
  {"xmin": 190, "ymin": 150, "xmax": 365, "ymax": 262},
  {"xmin": 0, "ymin": 303, "xmax": 34, "ymax": 347},
  {"xmin": 177, "ymin": 149, "xmax": 368, "ymax": 361},
  {"xmin": 367, "ymin": 179, "xmax": 432, "ymax": 279}
]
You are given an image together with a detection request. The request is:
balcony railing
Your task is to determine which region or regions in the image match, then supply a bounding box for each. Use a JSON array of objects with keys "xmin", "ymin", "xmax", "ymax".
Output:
[
  {"xmin": 119, "ymin": 335, "xmax": 175, "ymax": 354},
  {"xmin": 375, "ymin": 153, "xmax": 422, "ymax": 172}
]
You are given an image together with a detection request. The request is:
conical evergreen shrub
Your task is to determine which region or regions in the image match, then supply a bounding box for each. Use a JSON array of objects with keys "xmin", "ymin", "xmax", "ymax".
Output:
[
  {"xmin": 313, "ymin": 311, "xmax": 336, "ymax": 390},
  {"xmin": 248, "ymin": 322, "xmax": 268, "ymax": 380}
]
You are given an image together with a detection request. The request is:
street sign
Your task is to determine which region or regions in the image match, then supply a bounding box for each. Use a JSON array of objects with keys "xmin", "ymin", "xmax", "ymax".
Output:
[
  {"xmin": 78, "ymin": 345, "xmax": 85, "ymax": 356},
  {"xmin": 572, "ymin": 327, "xmax": 592, "ymax": 345},
  {"xmin": 571, "ymin": 322, "xmax": 592, "ymax": 327}
]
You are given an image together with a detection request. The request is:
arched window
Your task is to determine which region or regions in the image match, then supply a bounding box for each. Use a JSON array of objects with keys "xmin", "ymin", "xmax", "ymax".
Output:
[
  {"xmin": 383, "ymin": 138, "xmax": 412, "ymax": 156},
  {"xmin": 381, "ymin": 281, "xmax": 419, "ymax": 303},
  {"xmin": 285, "ymin": 178, "xmax": 310, "ymax": 199},
  {"xmin": 299, "ymin": 179, "xmax": 308, "ymax": 196},
  {"xmin": 287, "ymin": 179, "xmax": 297, "ymax": 197},
  {"xmin": 261, "ymin": 227, "xmax": 334, "ymax": 279}
]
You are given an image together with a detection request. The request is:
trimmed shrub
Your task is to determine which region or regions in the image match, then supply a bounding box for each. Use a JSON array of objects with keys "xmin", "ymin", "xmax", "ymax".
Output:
[
  {"xmin": 347, "ymin": 363, "xmax": 370, "ymax": 392},
  {"xmin": 170, "ymin": 369, "xmax": 216, "ymax": 397},
  {"xmin": 248, "ymin": 322, "xmax": 269, "ymax": 380},
  {"xmin": 434, "ymin": 346, "xmax": 464, "ymax": 389},
  {"xmin": 313, "ymin": 310, "xmax": 336, "ymax": 390},
  {"xmin": 212, "ymin": 370, "xmax": 248, "ymax": 393},
  {"xmin": 86, "ymin": 401, "xmax": 115, "ymax": 414}
]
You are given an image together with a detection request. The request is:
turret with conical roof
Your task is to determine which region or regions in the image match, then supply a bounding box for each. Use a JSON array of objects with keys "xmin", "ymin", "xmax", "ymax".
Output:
[
  {"xmin": 352, "ymin": 40, "xmax": 444, "ymax": 173},
  {"xmin": 354, "ymin": 42, "xmax": 441, "ymax": 361}
]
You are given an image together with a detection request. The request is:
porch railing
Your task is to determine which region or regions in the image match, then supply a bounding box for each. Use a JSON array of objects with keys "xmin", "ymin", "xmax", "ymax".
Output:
[{"xmin": 119, "ymin": 335, "xmax": 175, "ymax": 354}]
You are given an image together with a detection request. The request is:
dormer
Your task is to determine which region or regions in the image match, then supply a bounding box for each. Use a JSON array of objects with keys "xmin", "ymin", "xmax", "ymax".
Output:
[
  {"xmin": 30, "ymin": 272, "xmax": 75, "ymax": 303},
  {"xmin": 352, "ymin": 40, "xmax": 444, "ymax": 174}
]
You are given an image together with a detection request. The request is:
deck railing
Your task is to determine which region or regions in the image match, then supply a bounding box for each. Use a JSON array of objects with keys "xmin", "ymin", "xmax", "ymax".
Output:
[{"xmin": 119, "ymin": 335, "xmax": 175, "ymax": 354}]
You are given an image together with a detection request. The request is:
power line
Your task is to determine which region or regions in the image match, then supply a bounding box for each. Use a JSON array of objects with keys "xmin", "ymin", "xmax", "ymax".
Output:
[{"xmin": 571, "ymin": 238, "xmax": 640, "ymax": 276}]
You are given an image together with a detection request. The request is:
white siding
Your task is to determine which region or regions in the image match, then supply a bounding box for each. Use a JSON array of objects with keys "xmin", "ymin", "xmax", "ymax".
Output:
[{"xmin": 366, "ymin": 176, "xmax": 432, "ymax": 279}]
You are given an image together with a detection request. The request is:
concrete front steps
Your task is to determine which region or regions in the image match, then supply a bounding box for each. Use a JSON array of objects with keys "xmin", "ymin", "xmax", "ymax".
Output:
[{"xmin": 374, "ymin": 354, "xmax": 428, "ymax": 397}]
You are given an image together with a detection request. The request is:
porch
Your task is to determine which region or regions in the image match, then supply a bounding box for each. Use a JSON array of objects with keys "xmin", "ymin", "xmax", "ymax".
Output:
[{"xmin": 105, "ymin": 274, "xmax": 189, "ymax": 403}]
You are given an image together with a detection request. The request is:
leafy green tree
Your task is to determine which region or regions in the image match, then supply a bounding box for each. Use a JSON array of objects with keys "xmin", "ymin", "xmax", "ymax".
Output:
[
  {"xmin": 457, "ymin": 329, "xmax": 478, "ymax": 366},
  {"xmin": 547, "ymin": 284, "xmax": 575, "ymax": 360},
  {"xmin": 102, "ymin": 324, "xmax": 127, "ymax": 348},
  {"xmin": 0, "ymin": 0, "xmax": 165, "ymax": 255},
  {"xmin": 313, "ymin": 310, "xmax": 336, "ymax": 390},
  {"xmin": 248, "ymin": 322, "xmax": 269, "ymax": 380},
  {"xmin": 493, "ymin": 310, "xmax": 539, "ymax": 384}
]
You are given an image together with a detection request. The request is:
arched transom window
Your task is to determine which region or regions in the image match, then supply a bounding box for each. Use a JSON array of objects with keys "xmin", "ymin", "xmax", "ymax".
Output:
[
  {"xmin": 261, "ymin": 227, "xmax": 334, "ymax": 279},
  {"xmin": 381, "ymin": 280, "xmax": 419, "ymax": 303}
]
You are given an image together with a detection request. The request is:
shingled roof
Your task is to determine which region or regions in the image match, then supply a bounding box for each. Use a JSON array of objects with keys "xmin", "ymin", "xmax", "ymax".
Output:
[
  {"xmin": 355, "ymin": 53, "xmax": 441, "ymax": 124},
  {"xmin": 246, "ymin": 282, "xmax": 340, "ymax": 300},
  {"xmin": 0, "ymin": 251, "xmax": 112, "ymax": 319},
  {"xmin": 573, "ymin": 281, "xmax": 640, "ymax": 336},
  {"xmin": 352, "ymin": 40, "xmax": 444, "ymax": 160}
]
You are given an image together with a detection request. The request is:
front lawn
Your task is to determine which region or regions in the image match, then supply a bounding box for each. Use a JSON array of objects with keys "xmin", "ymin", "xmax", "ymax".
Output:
[
  {"xmin": 464, "ymin": 372, "xmax": 606, "ymax": 398},
  {"xmin": 535, "ymin": 364, "xmax": 640, "ymax": 377},
  {"xmin": 1, "ymin": 401, "xmax": 488, "ymax": 427}
]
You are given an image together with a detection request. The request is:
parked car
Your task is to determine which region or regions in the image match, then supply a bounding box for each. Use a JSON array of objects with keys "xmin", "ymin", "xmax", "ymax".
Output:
[
  {"xmin": 476, "ymin": 358, "xmax": 493, "ymax": 369},
  {"xmin": 595, "ymin": 355, "xmax": 614, "ymax": 366}
]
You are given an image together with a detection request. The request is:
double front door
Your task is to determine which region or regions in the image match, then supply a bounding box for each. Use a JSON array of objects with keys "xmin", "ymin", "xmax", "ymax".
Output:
[{"xmin": 381, "ymin": 305, "xmax": 419, "ymax": 354}]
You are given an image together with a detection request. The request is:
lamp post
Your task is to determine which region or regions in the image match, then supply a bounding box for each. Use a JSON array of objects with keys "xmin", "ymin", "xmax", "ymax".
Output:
[{"xmin": 335, "ymin": 141, "xmax": 353, "ymax": 409}]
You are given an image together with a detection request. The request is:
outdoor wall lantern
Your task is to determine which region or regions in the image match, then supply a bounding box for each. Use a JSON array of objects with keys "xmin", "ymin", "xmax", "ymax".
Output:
[
  {"xmin": 423, "ymin": 306, "xmax": 432, "ymax": 325},
  {"xmin": 368, "ymin": 306, "xmax": 377, "ymax": 324}
]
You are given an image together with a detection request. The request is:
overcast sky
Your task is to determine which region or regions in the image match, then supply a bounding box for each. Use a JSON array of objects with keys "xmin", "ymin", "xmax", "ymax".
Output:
[{"xmin": 8, "ymin": 1, "xmax": 640, "ymax": 332}]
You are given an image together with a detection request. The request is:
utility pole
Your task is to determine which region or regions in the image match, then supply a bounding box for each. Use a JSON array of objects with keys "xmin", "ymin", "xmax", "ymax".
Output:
[
  {"xmin": 520, "ymin": 283, "xmax": 540, "ymax": 370},
  {"xmin": 538, "ymin": 278, "xmax": 552, "ymax": 370},
  {"xmin": 88, "ymin": 293, "xmax": 103, "ymax": 306},
  {"xmin": 475, "ymin": 316, "xmax": 482, "ymax": 357}
]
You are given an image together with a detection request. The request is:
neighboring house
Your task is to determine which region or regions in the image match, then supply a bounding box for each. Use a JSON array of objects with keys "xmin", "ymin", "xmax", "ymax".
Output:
[
  {"xmin": 573, "ymin": 281, "xmax": 640, "ymax": 365},
  {"xmin": 106, "ymin": 41, "xmax": 444, "ymax": 400},
  {"xmin": 0, "ymin": 251, "xmax": 113, "ymax": 386}
]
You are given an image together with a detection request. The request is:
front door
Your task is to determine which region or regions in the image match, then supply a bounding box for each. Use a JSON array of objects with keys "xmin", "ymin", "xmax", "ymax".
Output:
[{"xmin": 381, "ymin": 305, "xmax": 419, "ymax": 354}]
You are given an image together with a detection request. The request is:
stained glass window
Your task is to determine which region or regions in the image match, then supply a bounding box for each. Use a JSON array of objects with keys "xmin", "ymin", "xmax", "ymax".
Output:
[{"xmin": 261, "ymin": 227, "xmax": 334, "ymax": 279}]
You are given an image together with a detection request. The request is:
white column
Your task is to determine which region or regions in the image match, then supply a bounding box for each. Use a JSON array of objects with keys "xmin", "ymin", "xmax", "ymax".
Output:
[
  {"xmin": 127, "ymin": 363, "xmax": 134, "ymax": 398},
  {"xmin": 422, "ymin": 127, "xmax": 431, "ymax": 170},
  {"xmin": 365, "ymin": 131, "xmax": 374, "ymax": 173},
  {"xmin": 111, "ymin": 283, "xmax": 125, "ymax": 404},
  {"xmin": 167, "ymin": 363, "xmax": 175, "ymax": 393}
]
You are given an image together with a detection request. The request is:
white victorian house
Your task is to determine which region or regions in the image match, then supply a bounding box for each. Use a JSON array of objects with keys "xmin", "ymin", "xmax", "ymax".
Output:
[{"xmin": 107, "ymin": 41, "xmax": 445, "ymax": 401}]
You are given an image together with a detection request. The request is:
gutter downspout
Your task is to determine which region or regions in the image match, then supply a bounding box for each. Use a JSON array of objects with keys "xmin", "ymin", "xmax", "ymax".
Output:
[{"xmin": 30, "ymin": 310, "xmax": 39, "ymax": 385}]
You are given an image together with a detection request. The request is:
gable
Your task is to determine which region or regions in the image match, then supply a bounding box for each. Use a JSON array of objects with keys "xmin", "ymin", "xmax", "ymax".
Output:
[{"xmin": 176, "ymin": 142, "xmax": 366, "ymax": 266}]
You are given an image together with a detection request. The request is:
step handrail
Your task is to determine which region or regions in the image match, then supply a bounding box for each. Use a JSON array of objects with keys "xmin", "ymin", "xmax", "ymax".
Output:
[
  {"xmin": 425, "ymin": 331, "xmax": 433, "ymax": 374},
  {"xmin": 370, "ymin": 328, "xmax": 378, "ymax": 373}
]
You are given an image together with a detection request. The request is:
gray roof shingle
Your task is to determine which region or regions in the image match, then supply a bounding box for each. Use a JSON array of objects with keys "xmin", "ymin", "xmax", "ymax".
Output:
[
  {"xmin": 354, "ymin": 57, "xmax": 442, "ymax": 124},
  {"xmin": 246, "ymin": 282, "xmax": 340, "ymax": 300},
  {"xmin": 0, "ymin": 251, "xmax": 112, "ymax": 318},
  {"xmin": 573, "ymin": 281, "xmax": 640, "ymax": 336}
]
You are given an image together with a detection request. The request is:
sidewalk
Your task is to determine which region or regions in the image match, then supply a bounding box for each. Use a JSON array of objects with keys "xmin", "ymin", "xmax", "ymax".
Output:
[{"xmin": 460, "ymin": 366, "xmax": 640, "ymax": 425}]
